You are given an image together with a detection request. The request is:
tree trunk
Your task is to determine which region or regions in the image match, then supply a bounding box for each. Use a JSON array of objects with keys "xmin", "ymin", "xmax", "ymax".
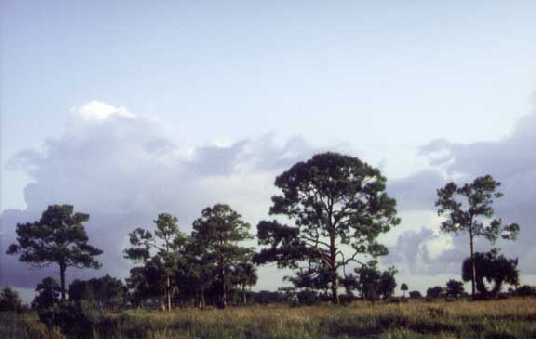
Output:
[
  {"xmin": 166, "ymin": 274, "xmax": 172, "ymax": 312},
  {"xmin": 469, "ymin": 230, "xmax": 476, "ymax": 299},
  {"xmin": 329, "ymin": 232, "xmax": 339, "ymax": 304},
  {"xmin": 59, "ymin": 262, "xmax": 67, "ymax": 300}
]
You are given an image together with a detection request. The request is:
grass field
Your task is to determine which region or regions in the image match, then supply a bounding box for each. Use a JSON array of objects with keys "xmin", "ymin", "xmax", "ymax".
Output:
[{"xmin": 2, "ymin": 298, "xmax": 536, "ymax": 339}]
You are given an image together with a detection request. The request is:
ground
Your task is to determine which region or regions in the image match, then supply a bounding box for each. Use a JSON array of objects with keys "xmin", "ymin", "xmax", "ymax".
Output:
[{"xmin": 1, "ymin": 298, "xmax": 536, "ymax": 338}]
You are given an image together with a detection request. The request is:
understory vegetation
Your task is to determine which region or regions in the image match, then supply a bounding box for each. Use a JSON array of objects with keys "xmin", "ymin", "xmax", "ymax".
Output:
[{"xmin": 2, "ymin": 298, "xmax": 536, "ymax": 339}]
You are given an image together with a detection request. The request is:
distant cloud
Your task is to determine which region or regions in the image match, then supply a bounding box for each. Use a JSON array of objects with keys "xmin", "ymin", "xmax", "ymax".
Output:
[
  {"xmin": 2, "ymin": 99, "xmax": 536, "ymax": 289},
  {"xmin": 0, "ymin": 101, "xmax": 318, "ymax": 288},
  {"xmin": 386, "ymin": 101, "xmax": 536, "ymax": 275}
]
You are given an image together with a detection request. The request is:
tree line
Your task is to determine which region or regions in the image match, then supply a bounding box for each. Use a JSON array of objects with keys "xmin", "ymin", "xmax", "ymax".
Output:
[{"xmin": 4, "ymin": 152, "xmax": 527, "ymax": 314}]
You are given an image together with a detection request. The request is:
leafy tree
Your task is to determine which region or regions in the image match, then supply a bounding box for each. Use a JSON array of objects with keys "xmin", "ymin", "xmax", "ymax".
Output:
[
  {"xmin": 256, "ymin": 152, "xmax": 400, "ymax": 304},
  {"xmin": 462, "ymin": 249, "xmax": 519, "ymax": 297},
  {"xmin": 378, "ymin": 267, "xmax": 398, "ymax": 299},
  {"xmin": 68, "ymin": 275, "xmax": 125, "ymax": 309},
  {"xmin": 426, "ymin": 286, "xmax": 445, "ymax": 299},
  {"xmin": 435, "ymin": 175, "xmax": 520, "ymax": 297},
  {"xmin": 233, "ymin": 262, "xmax": 258, "ymax": 304},
  {"xmin": 347, "ymin": 261, "xmax": 397, "ymax": 300},
  {"xmin": 32, "ymin": 277, "xmax": 61, "ymax": 310},
  {"xmin": 7, "ymin": 204, "xmax": 103, "ymax": 300},
  {"xmin": 445, "ymin": 279, "xmax": 465, "ymax": 299},
  {"xmin": 191, "ymin": 204, "xmax": 254, "ymax": 309},
  {"xmin": 124, "ymin": 213, "xmax": 187, "ymax": 311},
  {"xmin": 409, "ymin": 290, "xmax": 422, "ymax": 299},
  {"xmin": 401, "ymin": 283, "xmax": 408, "ymax": 298},
  {"xmin": 0, "ymin": 287, "xmax": 23, "ymax": 312},
  {"xmin": 125, "ymin": 258, "xmax": 165, "ymax": 307}
]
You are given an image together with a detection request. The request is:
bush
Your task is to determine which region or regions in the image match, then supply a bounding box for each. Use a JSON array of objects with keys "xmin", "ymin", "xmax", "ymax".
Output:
[
  {"xmin": 0, "ymin": 287, "xmax": 24, "ymax": 313},
  {"xmin": 409, "ymin": 290, "xmax": 423, "ymax": 299},
  {"xmin": 296, "ymin": 289, "xmax": 319, "ymax": 305},
  {"xmin": 426, "ymin": 286, "xmax": 445, "ymax": 299},
  {"xmin": 38, "ymin": 300, "xmax": 103, "ymax": 338},
  {"xmin": 514, "ymin": 285, "xmax": 536, "ymax": 297}
]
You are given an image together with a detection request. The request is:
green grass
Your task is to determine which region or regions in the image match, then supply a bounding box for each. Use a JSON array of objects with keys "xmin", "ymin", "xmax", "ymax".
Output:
[{"xmin": 2, "ymin": 298, "xmax": 536, "ymax": 338}]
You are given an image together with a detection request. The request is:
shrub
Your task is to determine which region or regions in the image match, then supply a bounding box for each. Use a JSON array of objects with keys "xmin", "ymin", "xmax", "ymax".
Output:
[
  {"xmin": 409, "ymin": 290, "xmax": 422, "ymax": 299},
  {"xmin": 0, "ymin": 287, "xmax": 24, "ymax": 313}
]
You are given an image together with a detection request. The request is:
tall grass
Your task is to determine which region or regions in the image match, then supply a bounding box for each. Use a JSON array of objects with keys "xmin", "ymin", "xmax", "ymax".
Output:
[{"xmin": 2, "ymin": 298, "xmax": 535, "ymax": 338}]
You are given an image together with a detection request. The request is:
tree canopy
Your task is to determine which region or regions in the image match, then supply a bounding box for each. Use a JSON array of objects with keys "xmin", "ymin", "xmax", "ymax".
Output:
[
  {"xmin": 256, "ymin": 152, "xmax": 400, "ymax": 303},
  {"xmin": 436, "ymin": 175, "xmax": 519, "ymax": 297},
  {"xmin": 462, "ymin": 249, "xmax": 519, "ymax": 297},
  {"xmin": 191, "ymin": 204, "xmax": 254, "ymax": 309},
  {"xmin": 124, "ymin": 213, "xmax": 187, "ymax": 311},
  {"xmin": 7, "ymin": 204, "xmax": 102, "ymax": 300}
]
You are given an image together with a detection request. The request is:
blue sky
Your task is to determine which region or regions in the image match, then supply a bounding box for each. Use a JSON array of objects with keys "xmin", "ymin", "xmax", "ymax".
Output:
[{"xmin": 2, "ymin": 1, "xmax": 536, "ymax": 294}]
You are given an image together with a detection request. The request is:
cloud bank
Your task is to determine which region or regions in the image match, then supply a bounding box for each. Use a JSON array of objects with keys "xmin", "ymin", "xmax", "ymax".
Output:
[{"xmin": 2, "ymin": 100, "xmax": 536, "ymax": 290}]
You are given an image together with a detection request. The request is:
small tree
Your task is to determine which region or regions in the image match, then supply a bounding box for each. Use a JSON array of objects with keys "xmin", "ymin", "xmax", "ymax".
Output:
[
  {"xmin": 401, "ymin": 283, "xmax": 408, "ymax": 298},
  {"xmin": 7, "ymin": 204, "xmax": 103, "ymax": 300},
  {"xmin": 462, "ymin": 249, "xmax": 519, "ymax": 297},
  {"xmin": 426, "ymin": 286, "xmax": 445, "ymax": 299},
  {"xmin": 256, "ymin": 152, "xmax": 400, "ymax": 304},
  {"xmin": 0, "ymin": 287, "xmax": 23, "ymax": 312},
  {"xmin": 124, "ymin": 213, "xmax": 187, "ymax": 311},
  {"xmin": 445, "ymin": 279, "xmax": 465, "ymax": 299},
  {"xmin": 435, "ymin": 175, "xmax": 519, "ymax": 298},
  {"xmin": 191, "ymin": 204, "xmax": 254, "ymax": 309},
  {"xmin": 32, "ymin": 277, "xmax": 61, "ymax": 310},
  {"xmin": 409, "ymin": 290, "xmax": 422, "ymax": 299}
]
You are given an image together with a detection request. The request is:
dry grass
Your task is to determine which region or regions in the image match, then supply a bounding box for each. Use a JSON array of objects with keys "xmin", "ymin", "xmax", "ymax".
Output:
[{"xmin": 2, "ymin": 298, "xmax": 536, "ymax": 339}]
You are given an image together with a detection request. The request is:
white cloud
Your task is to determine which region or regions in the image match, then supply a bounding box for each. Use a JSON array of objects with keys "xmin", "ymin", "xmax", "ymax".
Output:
[{"xmin": 74, "ymin": 100, "xmax": 135, "ymax": 121}]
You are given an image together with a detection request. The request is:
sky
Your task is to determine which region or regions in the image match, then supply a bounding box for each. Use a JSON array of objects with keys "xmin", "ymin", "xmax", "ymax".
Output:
[{"xmin": 1, "ymin": 1, "xmax": 536, "ymax": 298}]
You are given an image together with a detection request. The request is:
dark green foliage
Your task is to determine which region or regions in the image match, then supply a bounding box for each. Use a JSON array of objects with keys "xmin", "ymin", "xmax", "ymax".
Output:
[
  {"xmin": 68, "ymin": 275, "xmax": 126, "ymax": 309},
  {"xmin": 445, "ymin": 279, "xmax": 465, "ymax": 299},
  {"xmin": 409, "ymin": 290, "xmax": 423, "ymax": 299},
  {"xmin": 32, "ymin": 277, "xmax": 61, "ymax": 310},
  {"xmin": 427, "ymin": 286, "xmax": 445, "ymax": 299},
  {"xmin": 514, "ymin": 285, "xmax": 536, "ymax": 297},
  {"xmin": 296, "ymin": 289, "xmax": 319, "ymax": 305},
  {"xmin": 256, "ymin": 152, "xmax": 400, "ymax": 304},
  {"xmin": 346, "ymin": 261, "xmax": 398, "ymax": 300},
  {"xmin": 191, "ymin": 204, "xmax": 255, "ymax": 309},
  {"xmin": 124, "ymin": 213, "xmax": 187, "ymax": 311},
  {"xmin": 462, "ymin": 249, "xmax": 519, "ymax": 297},
  {"xmin": 0, "ymin": 287, "xmax": 23, "ymax": 313},
  {"xmin": 38, "ymin": 300, "xmax": 103, "ymax": 338},
  {"xmin": 435, "ymin": 175, "xmax": 519, "ymax": 297},
  {"xmin": 6, "ymin": 204, "xmax": 102, "ymax": 300},
  {"xmin": 401, "ymin": 283, "xmax": 408, "ymax": 297}
]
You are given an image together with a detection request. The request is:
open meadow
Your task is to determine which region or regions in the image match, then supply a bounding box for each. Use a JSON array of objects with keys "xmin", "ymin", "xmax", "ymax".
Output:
[{"xmin": 2, "ymin": 298, "xmax": 536, "ymax": 339}]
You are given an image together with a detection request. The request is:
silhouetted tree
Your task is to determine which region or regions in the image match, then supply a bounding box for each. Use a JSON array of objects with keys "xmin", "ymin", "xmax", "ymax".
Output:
[
  {"xmin": 348, "ymin": 261, "xmax": 397, "ymax": 300},
  {"xmin": 7, "ymin": 204, "xmax": 102, "ymax": 300},
  {"xmin": 462, "ymin": 249, "xmax": 519, "ymax": 297},
  {"xmin": 435, "ymin": 175, "xmax": 519, "ymax": 298},
  {"xmin": 409, "ymin": 290, "xmax": 422, "ymax": 299},
  {"xmin": 401, "ymin": 283, "xmax": 408, "ymax": 298},
  {"xmin": 191, "ymin": 204, "xmax": 254, "ymax": 309},
  {"xmin": 124, "ymin": 213, "xmax": 187, "ymax": 311},
  {"xmin": 445, "ymin": 279, "xmax": 465, "ymax": 299},
  {"xmin": 256, "ymin": 152, "xmax": 400, "ymax": 304},
  {"xmin": 0, "ymin": 287, "xmax": 23, "ymax": 312},
  {"xmin": 68, "ymin": 275, "xmax": 125, "ymax": 309},
  {"xmin": 426, "ymin": 286, "xmax": 445, "ymax": 299},
  {"xmin": 32, "ymin": 277, "xmax": 61, "ymax": 310}
]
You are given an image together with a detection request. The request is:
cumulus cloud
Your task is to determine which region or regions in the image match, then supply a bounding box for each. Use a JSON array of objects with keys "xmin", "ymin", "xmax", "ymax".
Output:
[
  {"xmin": 75, "ymin": 101, "xmax": 135, "ymax": 121},
  {"xmin": 1, "ymin": 101, "xmax": 319, "ymax": 288},
  {"xmin": 386, "ymin": 103, "xmax": 536, "ymax": 276}
]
